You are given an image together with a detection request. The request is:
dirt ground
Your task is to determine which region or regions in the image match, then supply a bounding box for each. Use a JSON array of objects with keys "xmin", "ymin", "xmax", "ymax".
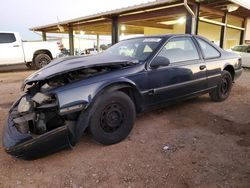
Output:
[{"xmin": 0, "ymin": 70, "xmax": 249, "ymax": 188}]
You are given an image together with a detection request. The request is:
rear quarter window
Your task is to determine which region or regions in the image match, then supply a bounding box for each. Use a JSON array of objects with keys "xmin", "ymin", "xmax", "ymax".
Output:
[
  {"xmin": 196, "ymin": 38, "xmax": 220, "ymax": 59},
  {"xmin": 0, "ymin": 33, "xmax": 16, "ymax": 43}
]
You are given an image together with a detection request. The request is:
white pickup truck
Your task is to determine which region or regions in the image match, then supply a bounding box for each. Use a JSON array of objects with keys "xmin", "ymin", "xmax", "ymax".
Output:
[{"xmin": 0, "ymin": 31, "xmax": 61, "ymax": 69}]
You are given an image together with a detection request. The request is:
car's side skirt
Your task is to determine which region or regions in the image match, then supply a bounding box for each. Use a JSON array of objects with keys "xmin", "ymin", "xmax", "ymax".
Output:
[{"xmin": 141, "ymin": 86, "xmax": 217, "ymax": 112}]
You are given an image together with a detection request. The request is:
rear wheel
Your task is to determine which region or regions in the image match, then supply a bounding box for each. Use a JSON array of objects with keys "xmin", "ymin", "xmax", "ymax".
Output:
[
  {"xmin": 33, "ymin": 54, "xmax": 51, "ymax": 69},
  {"xmin": 209, "ymin": 70, "xmax": 232, "ymax": 102},
  {"xmin": 89, "ymin": 91, "xmax": 136, "ymax": 145}
]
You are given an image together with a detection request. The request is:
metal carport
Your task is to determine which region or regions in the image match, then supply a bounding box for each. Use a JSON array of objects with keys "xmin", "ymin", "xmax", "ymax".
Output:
[{"xmin": 30, "ymin": 0, "xmax": 250, "ymax": 55}]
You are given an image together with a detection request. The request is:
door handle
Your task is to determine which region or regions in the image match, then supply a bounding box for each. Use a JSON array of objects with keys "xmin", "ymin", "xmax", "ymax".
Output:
[
  {"xmin": 148, "ymin": 89, "xmax": 155, "ymax": 96},
  {"xmin": 199, "ymin": 65, "xmax": 206, "ymax": 70},
  {"xmin": 13, "ymin": 45, "xmax": 20, "ymax": 47}
]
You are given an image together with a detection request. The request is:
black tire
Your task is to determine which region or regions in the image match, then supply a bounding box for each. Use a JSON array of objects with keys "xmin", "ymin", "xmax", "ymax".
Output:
[
  {"xmin": 33, "ymin": 54, "xmax": 51, "ymax": 69},
  {"xmin": 209, "ymin": 70, "xmax": 232, "ymax": 102},
  {"xmin": 89, "ymin": 91, "xmax": 136, "ymax": 145}
]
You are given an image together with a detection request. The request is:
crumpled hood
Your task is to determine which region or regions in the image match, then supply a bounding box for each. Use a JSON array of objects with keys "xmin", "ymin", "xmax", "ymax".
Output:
[{"xmin": 24, "ymin": 53, "xmax": 137, "ymax": 85}]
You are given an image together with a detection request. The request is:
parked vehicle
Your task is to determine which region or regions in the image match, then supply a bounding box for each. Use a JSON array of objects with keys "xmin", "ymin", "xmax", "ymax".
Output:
[
  {"xmin": 57, "ymin": 48, "xmax": 70, "ymax": 58},
  {"xmin": 80, "ymin": 48, "xmax": 98, "ymax": 55},
  {"xmin": 230, "ymin": 45, "xmax": 250, "ymax": 68},
  {"xmin": 3, "ymin": 34, "xmax": 242, "ymax": 159},
  {"xmin": 0, "ymin": 31, "xmax": 61, "ymax": 69}
]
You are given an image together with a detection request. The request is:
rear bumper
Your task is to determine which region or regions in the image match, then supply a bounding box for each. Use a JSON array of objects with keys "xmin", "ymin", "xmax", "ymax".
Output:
[{"xmin": 234, "ymin": 68, "xmax": 243, "ymax": 80}]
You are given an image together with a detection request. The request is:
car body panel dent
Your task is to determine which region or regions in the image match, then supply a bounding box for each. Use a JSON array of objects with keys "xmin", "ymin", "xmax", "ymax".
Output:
[
  {"xmin": 24, "ymin": 53, "xmax": 139, "ymax": 85},
  {"xmin": 52, "ymin": 64, "xmax": 146, "ymax": 109}
]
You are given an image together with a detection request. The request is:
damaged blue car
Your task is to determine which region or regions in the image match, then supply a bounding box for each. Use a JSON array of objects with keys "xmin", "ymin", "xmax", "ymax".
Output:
[{"xmin": 2, "ymin": 34, "xmax": 243, "ymax": 159}]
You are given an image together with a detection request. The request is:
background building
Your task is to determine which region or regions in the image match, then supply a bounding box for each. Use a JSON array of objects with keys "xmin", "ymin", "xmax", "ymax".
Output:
[{"xmin": 30, "ymin": 0, "xmax": 250, "ymax": 55}]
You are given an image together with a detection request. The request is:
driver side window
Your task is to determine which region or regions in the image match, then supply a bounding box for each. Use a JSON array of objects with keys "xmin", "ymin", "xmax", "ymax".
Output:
[{"xmin": 158, "ymin": 37, "xmax": 200, "ymax": 64}]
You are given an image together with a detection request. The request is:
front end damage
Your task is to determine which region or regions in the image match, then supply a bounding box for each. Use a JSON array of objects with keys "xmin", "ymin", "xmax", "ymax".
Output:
[
  {"xmin": 3, "ymin": 90, "xmax": 78, "ymax": 159},
  {"xmin": 3, "ymin": 62, "xmax": 134, "ymax": 159}
]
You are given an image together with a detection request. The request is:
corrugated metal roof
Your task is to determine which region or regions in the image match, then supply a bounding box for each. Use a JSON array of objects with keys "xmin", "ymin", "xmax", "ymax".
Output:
[
  {"xmin": 30, "ymin": 0, "xmax": 179, "ymax": 30},
  {"xmin": 230, "ymin": 0, "xmax": 250, "ymax": 10},
  {"xmin": 30, "ymin": 0, "xmax": 250, "ymax": 31}
]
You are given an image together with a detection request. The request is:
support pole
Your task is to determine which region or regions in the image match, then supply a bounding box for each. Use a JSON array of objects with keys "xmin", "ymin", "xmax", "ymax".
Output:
[
  {"xmin": 184, "ymin": 0, "xmax": 195, "ymax": 34},
  {"xmin": 97, "ymin": 34, "xmax": 100, "ymax": 52},
  {"xmin": 220, "ymin": 11, "xmax": 228, "ymax": 49},
  {"xmin": 194, "ymin": 3, "xmax": 200, "ymax": 35},
  {"xmin": 112, "ymin": 16, "xmax": 119, "ymax": 45},
  {"xmin": 68, "ymin": 26, "xmax": 74, "ymax": 56},
  {"xmin": 185, "ymin": 12, "xmax": 192, "ymax": 34},
  {"xmin": 42, "ymin": 31, "xmax": 47, "ymax": 41},
  {"xmin": 240, "ymin": 18, "xmax": 246, "ymax": 45}
]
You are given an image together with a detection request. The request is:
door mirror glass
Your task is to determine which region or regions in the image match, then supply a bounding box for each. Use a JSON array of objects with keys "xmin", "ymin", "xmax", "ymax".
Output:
[{"xmin": 151, "ymin": 56, "xmax": 170, "ymax": 68}]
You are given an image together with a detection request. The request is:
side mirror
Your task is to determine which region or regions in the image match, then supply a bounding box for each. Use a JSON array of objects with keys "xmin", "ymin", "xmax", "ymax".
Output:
[{"xmin": 151, "ymin": 56, "xmax": 170, "ymax": 69}]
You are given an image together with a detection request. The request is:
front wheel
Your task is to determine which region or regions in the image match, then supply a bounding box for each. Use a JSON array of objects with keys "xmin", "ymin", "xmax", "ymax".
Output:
[
  {"xmin": 89, "ymin": 91, "xmax": 136, "ymax": 145},
  {"xmin": 209, "ymin": 70, "xmax": 232, "ymax": 102}
]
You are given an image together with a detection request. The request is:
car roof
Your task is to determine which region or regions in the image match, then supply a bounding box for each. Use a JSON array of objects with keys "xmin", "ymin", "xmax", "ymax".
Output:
[{"xmin": 121, "ymin": 34, "xmax": 194, "ymax": 42}]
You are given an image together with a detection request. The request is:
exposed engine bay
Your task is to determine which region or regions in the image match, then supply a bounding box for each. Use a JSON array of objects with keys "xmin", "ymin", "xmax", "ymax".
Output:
[
  {"xmin": 12, "ymin": 92, "xmax": 63, "ymax": 135},
  {"xmin": 12, "ymin": 63, "xmax": 132, "ymax": 137}
]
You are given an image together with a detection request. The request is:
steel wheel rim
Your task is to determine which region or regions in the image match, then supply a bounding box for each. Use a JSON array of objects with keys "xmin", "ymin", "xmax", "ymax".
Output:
[
  {"xmin": 100, "ymin": 103, "xmax": 124, "ymax": 133},
  {"xmin": 220, "ymin": 76, "xmax": 230, "ymax": 95},
  {"xmin": 39, "ymin": 57, "xmax": 50, "ymax": 67}
]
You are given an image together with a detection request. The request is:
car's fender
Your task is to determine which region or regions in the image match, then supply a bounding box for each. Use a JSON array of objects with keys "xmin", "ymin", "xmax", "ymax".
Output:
[
  {"xmin": 91, "ymin": 77, "xmax": 142, "ymax": 103},
  {"xmin": 54, "ymin": 76, "xmax": 141, "ymax": 107},
  {"xmin": 57, "ymin": 77, "xmax": 142, "ymax": 144}
]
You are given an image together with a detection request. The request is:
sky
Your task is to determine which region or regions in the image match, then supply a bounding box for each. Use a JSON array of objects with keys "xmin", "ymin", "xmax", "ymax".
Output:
[
  {"xmin": 1, "ymin": 0, "xmax": 250, "ymax": 40},
  {"xmin": 0, "ymin": 0, "xmax": 153, "ymax": 40}
]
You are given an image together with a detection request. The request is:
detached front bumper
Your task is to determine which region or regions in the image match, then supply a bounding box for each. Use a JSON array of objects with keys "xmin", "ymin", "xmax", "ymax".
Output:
[{"xmin": 2, "ymin": 102, "xmax": 72, "ymax": 159}]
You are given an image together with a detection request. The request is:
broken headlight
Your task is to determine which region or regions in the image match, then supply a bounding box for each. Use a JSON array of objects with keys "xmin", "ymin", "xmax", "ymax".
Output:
[{"xmin": 17, "ymin": 96, "xmax": 32, "ymax": 113}]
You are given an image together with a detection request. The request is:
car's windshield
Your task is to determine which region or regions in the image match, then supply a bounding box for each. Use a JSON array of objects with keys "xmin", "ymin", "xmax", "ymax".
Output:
[
  {"xmin": 104, "ymin": 37, "xmax": 163, "ymax": 61},
  {"xmin": 232, "ymin": 45, "xmax": 248, "ymax": 53}
]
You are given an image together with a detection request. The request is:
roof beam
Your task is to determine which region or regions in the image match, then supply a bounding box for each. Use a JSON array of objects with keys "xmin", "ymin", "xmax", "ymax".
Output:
[
  {"xmin": 200, "ymin": 4, "xmax": 244, "ymax": 20},
  {"xmin": 126, "ymin": 21, "xmax": 174, "ymax": 29},
  {"xmin": 119, "ymin": 6, "xmax": 186, "ymax": 23}
]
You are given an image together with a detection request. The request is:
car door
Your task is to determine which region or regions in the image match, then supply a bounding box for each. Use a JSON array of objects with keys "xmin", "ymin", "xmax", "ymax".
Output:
[
  {"xmin": 194, "ymin": 37, "xmax": 222, "ymax": 88},
  {"xmin": 146, "ymin": 36, "xmax": 207, "ymax": 106},
  {"xmin": 0, "ymin": 32, "xmax": 24, "ymax": 65}
]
